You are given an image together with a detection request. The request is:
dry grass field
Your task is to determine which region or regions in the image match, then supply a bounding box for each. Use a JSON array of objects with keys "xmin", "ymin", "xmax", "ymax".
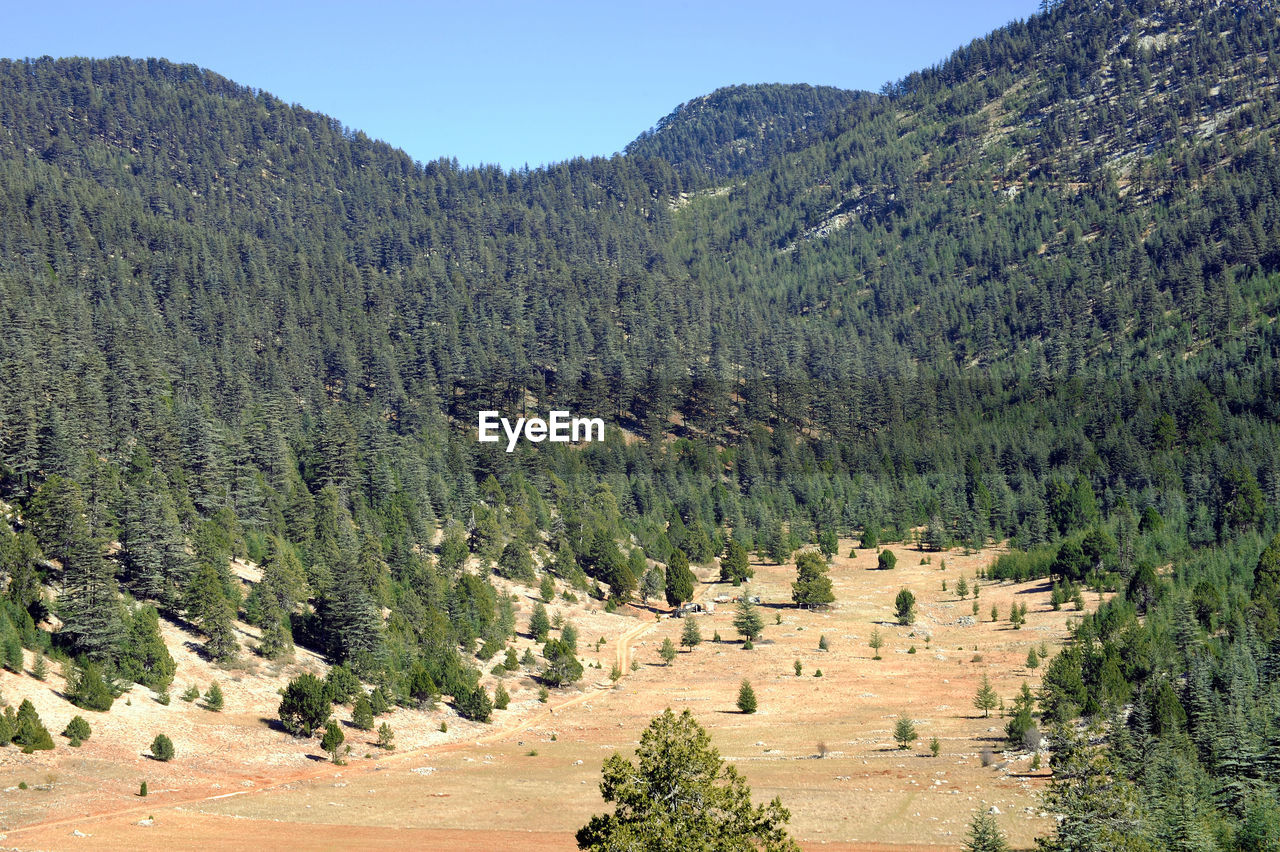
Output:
[{"xmin": 0, "ymin": 540, "xmax": 1094, "ymax": 850}]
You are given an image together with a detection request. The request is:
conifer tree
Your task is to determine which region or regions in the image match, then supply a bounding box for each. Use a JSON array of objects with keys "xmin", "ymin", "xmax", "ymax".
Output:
[
  {"xmin": 737, "ymin": 679, "xmax": 758, "ymax": 714},
  {"xmin": 733, "ymin": 593, "xmax": 764, "ymax": 643},
  {"xmin": 680, "ymin": 617, "xmax": 702, "ymax": 651},
  {"xmin": 974, "ymin": 675, "xmax": 999, "ymax": 718}
]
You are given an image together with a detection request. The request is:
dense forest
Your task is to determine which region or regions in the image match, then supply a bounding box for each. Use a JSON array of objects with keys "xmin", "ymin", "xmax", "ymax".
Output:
[{"xmin": 0, "ymin": 0, "xmax": 1278, "ymax": 846}]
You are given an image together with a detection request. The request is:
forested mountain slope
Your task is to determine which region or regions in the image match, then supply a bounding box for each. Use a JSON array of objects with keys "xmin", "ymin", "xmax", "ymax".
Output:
[
  {"xmin": 624, "ymin": 83, "xmax": 866, "ymax": 183},
  {"xmin": 0, "ymin": 1, "xmax": 1279, "ymax": 846}
]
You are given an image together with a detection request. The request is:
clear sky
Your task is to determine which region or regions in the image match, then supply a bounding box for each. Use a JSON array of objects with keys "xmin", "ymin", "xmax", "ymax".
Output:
[{"xmin": 3, "ymin": 1, "xmax": 1037, "ymax": 171}]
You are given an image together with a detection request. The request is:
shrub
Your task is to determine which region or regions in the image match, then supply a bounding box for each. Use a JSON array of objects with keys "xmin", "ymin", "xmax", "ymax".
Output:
[
  {"xmin": 63, "ymin": 715, "xmax": 92, "ymax": 745},
  {"xmin": 321, "ymin": 720, "xmax": 345, "ymax": 763},
  {"xmin": 14, "ymin": 699, "xmax": 54, "ymax": 752},
  {"xmin": 139, "ymin": 781, "xmax": 148, "ymax": 797},
  {"xmin": 377, "ymin": 722, "xmax": 395, "ymax": 750},
  {"xmin": 493, "ymin": 682, "xmax": 510, "ymax": 710},
  {"xmin": 930, "ymin": 737, "xmax": 941, "ymax": 757},
  {"xmin": 205, "ymin": 681, "xmax": 224, "ymax": 712},
  {"xmin": 877, "ymin": 550, "xmax": 897, "ymax": 570},
  {"xmin": 69, "ymin": 662, "xmax": 115, "ymax": 712},
  {"xmin": 325, "ymin": 665, "xmax": 362, "ymax": 705},
  {"xmin": 151, "ymin": 733, "xmax": 175, "ymax": 762},
  {"xmin": 181, "ymin": 684, "xmax": 200, "ymax": 702},
  {"xmin": 279, "ymin": 673, "xmax": 332, "ymax": 737}
]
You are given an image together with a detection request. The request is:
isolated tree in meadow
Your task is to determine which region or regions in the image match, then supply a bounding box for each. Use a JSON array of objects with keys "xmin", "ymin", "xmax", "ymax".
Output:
[
  {"xmin": 1027, "ymin": 647, "xmax": 1040, "ymax": 669},
  {"xmin": 957, "ymin": 576, "xmax": 970, "ymax": 599},
  {"xmin": 974, "ymin": 674, "xmax": 999, "ymax": 718},
  {"xmin": 734, "ymin": 593, "xmax": 764, "ymax": 643},
  {"xmin": 737, "ymin": 679, "xmax": 758, "ymax": 714},
  {"xmin": 963, "ymin": 809, "xmax": 1010, "ymax": 851},
  {"xmin": 895, "ymin": 588, "xmax": 917, "ymax": 625},
  {"xmin": 377, "ymin": 722, "xmax": 395, "ymax": 750},
  {"xmin": 869, "ymin": 628, "xmax": 885, "ymax": 659},
  {"xmin": 576, "ymin": 708, "xmax": 798, "ymax": 851},
  {"xmin": 894, "ymin": 714, "xmax": 918, "ymax": 750},
  {"xmin": 63, "ymin": 715, "xmax": 92, "ymax": 746},
  {"xmin": 660, "ymin": 637, "xmax": 677, "ymax": 665},
  {"xmin": 279, "ymin": 673, "xmax": 332, "ymax": 736},
  {"xmin": 792, "ymin": 551, "xmax": 835, "ymax": 608},
  {"xmin": 493, "ymin": 681, "xmax": 510, "ymax": 710},
  {"xmin": 321, "ymin": 719, "xmax": 345, "ymax": 763},
  {"xmin": 205, "ymin": 680, "xmax": 224, "ymax": 712},
  {"xmin": 665, "ymin": 549, "xmax": 696, "ymax": 607},
  {"xmin": 878, "ymin": 550, "xmax": 897, "ymax": 570},
  {"xmin": 680, "ymin": 617, "xmax": 702, "ymax": 651},
  {"xmin": 151, "ymin": 732, "xmax": 175, "ymax": 762}
]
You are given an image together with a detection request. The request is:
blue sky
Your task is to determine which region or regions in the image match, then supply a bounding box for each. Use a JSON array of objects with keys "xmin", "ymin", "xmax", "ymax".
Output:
[{"xmin": 4, "ymin": 1, "xmax": 1037, "ymax": 170}]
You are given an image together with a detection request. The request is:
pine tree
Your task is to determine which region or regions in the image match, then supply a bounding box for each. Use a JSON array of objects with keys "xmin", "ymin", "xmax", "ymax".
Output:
[
  {"xmin": 660, "ymin": 637, "xmax": 677, "ymax": 665},
  {"xmin": 680, "ymin": 617, "xmax": 702, "ymax": 651},
  {"xmin": 352, "ymin": 694, "xmax": 374, "ymax": 730},
  {"xmin": 205, "ymin": 681, "xmax": 224, "ymax": 712},
  {"xmin": 963, "ymin": 810, "xmax": 1009, "ymax": 851},
  {"xmin": 894, "ymin": 714, "xmax": 918, "ymax": 750},
  {"xmin": 321, "ymin": 720, "xmax": 345, "ymax": 763},
  {"xmin": 377, "ymin": 721, "xmax": 395, "ymax": 750},
  {"xmin": 720, "ymin": 538, "xmax": 753, "ymax": 585},
  {"xmin": 733, "ymin": 593, "xmax": 764, "ymax": 643},
  {"xmin": 869, "ymin": 628, "xmax": 884, "ymax": 659},
  {"xmin": 151, "ymin": 733, "xmax": 175, "ymax": 762},
  {"xmin": 792, "ymin": 551, "xmax": 835, "ymax": 608},
  {"xmin": 664, "ymin": 549, "xmax": 695, "ymax": 606},
  {"xmin": 895, "ymin": 588, "xmax": 916, "ymax": 624},
  {"xmin": 528, "ymin": 602, "xmax": 551, "ymax": 641},
  {"xmin": 493, "ymin": 682, "xmax": 510, "ymax": 710},
  {"xmin": 737, "ymin": 679, "xmax": 758, "ymax": 714},
  {"xmin": 974, "ymin": 674, "xmax": 999, "ymax": 718}
]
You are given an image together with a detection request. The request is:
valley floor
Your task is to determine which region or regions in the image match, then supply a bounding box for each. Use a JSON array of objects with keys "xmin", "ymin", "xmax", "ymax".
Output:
[{"xmin": 0, "ymin": 541, "xmax": 1090, "ymax": 850}]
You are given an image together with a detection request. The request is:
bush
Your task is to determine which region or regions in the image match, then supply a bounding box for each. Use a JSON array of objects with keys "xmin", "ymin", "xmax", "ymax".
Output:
[
  {"xmin": 151, "ymin": 733, "xmax": 175, "ymax": 762},
  {"xmin": 14, "ymin": 699, "xmax": 54, "ymax": 752},
  {"xmin": 279, "ymin": 673, "xmax": 332, "ymax": 737},
  {"xmin": 139, "ymin": 781, "xmax": 148, "ymax": 797},
  {"xmin": 325, "ymin": 664, "xmax": 362, "ymax": 705},
  {"xmin": 877, "ymin": 550, "xmax": 897, "ymax": 570},
  {"xmin": 895, "ymin": 588, "xmax": 916, "ymax": 625},
  {"xmin": 69, "ymin": 662, "xmax": 115, "ymax": 712},
  {"xmin": 818, "ymin": 634, "xmax": 829, "ymax": 651},
  {"xmin": 321, "ymin": 720, "xmax": 345, "ymax": 763},
  {"xmin": 455, "ymin": 685, "xmax": 493, "ymax": 722},
  {"xmin": 181, "ymin": 684, "xmax": 200, "ymax": 702},
  {"xmin": 63, "ymin": 715, "xmax": 92, "ymax": 745},
  {"xmin": 377, "ymin": 722, "xmax": 395, "ymax": 750},
  {"xmin": 493, "ymin": 682, "xmax": 510, "ymax": 710}
]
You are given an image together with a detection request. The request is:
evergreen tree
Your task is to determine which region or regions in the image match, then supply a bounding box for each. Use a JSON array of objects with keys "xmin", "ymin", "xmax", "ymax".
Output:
[
  {"xmin": 963, "ymin": 810, "xmax": 1009, "ymax": 852},
  {"xmin": 278, "ymin": 673, "xmax": 331, "ymax": 736},
  {"xmin": 895, "ymin": 588, "xmax": 916, "ymax": 625},
  {"xmin": 893, "ymin": 714, "xmax": 918, "ymax": 750},
  {"xmin": 737, "ymin": 679, "xmax": 758, "ymax": 714},
  {"xmin": 974, "ymin": 674, "xmax": 998, "ymax": 718},
  {"xmin": 664, "ymin": 549, "xmax": 695, "ymax": 607},
  {"xmin": 660, "ymin": 636, "xmax": 677, "ymax": 665},
  {"xmin": 733, "ymin": 594, "xmax": 764, "ymax": 643},
  {"xmin": 528, "ymin": 602, "xmax": 551, "ymax": 641},
  {"xmin": 720, "ymin": 539, "xmax": 753, "ymax": 585},
  {"xmin": 205, "ymin": 680, "xmax": 224, "ymax": 712},
  {"xmin": 351, "ymin": 694, "xmax": 374, "ymax": 730},
  {"xmin": 14, "ymin": 699, "xmax": 54, "ymax": 752},
  {"xmin": 680, "ymin": 617, "xmax": 702, "ymax": 651},
  {"xmin": 321, "ymin": 720, "xmax": 345, "ymax": 763},
  {"xmin": 576, "ymin": 708, "xmax": 797, "ymax": 851},
  {"xmin": 792, "ymin": 551, "xmax": 834, "ymax": 608},
  {"xmin": 151, "ymin": 732, "xmax": 175, "ymax": 762}
]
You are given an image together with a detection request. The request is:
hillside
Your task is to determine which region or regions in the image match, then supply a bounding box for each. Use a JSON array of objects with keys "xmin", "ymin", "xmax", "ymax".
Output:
[
  {"xmin": 1, "ymin": 0, "xmax": 1279, "ymax": 848},
  {"xmin": 624, "ymin": 83, "xmax": 866, "ymax": 182}
]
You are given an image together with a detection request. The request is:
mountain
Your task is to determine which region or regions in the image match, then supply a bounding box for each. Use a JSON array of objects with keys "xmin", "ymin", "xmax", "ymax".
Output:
[
  {"xmin": 1, "ymin": 2, "xmax": 1279, "ymax": 845},
  {"xmin": 624, "ymin": 83, "xmax": 866, "ymax": 182}
]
